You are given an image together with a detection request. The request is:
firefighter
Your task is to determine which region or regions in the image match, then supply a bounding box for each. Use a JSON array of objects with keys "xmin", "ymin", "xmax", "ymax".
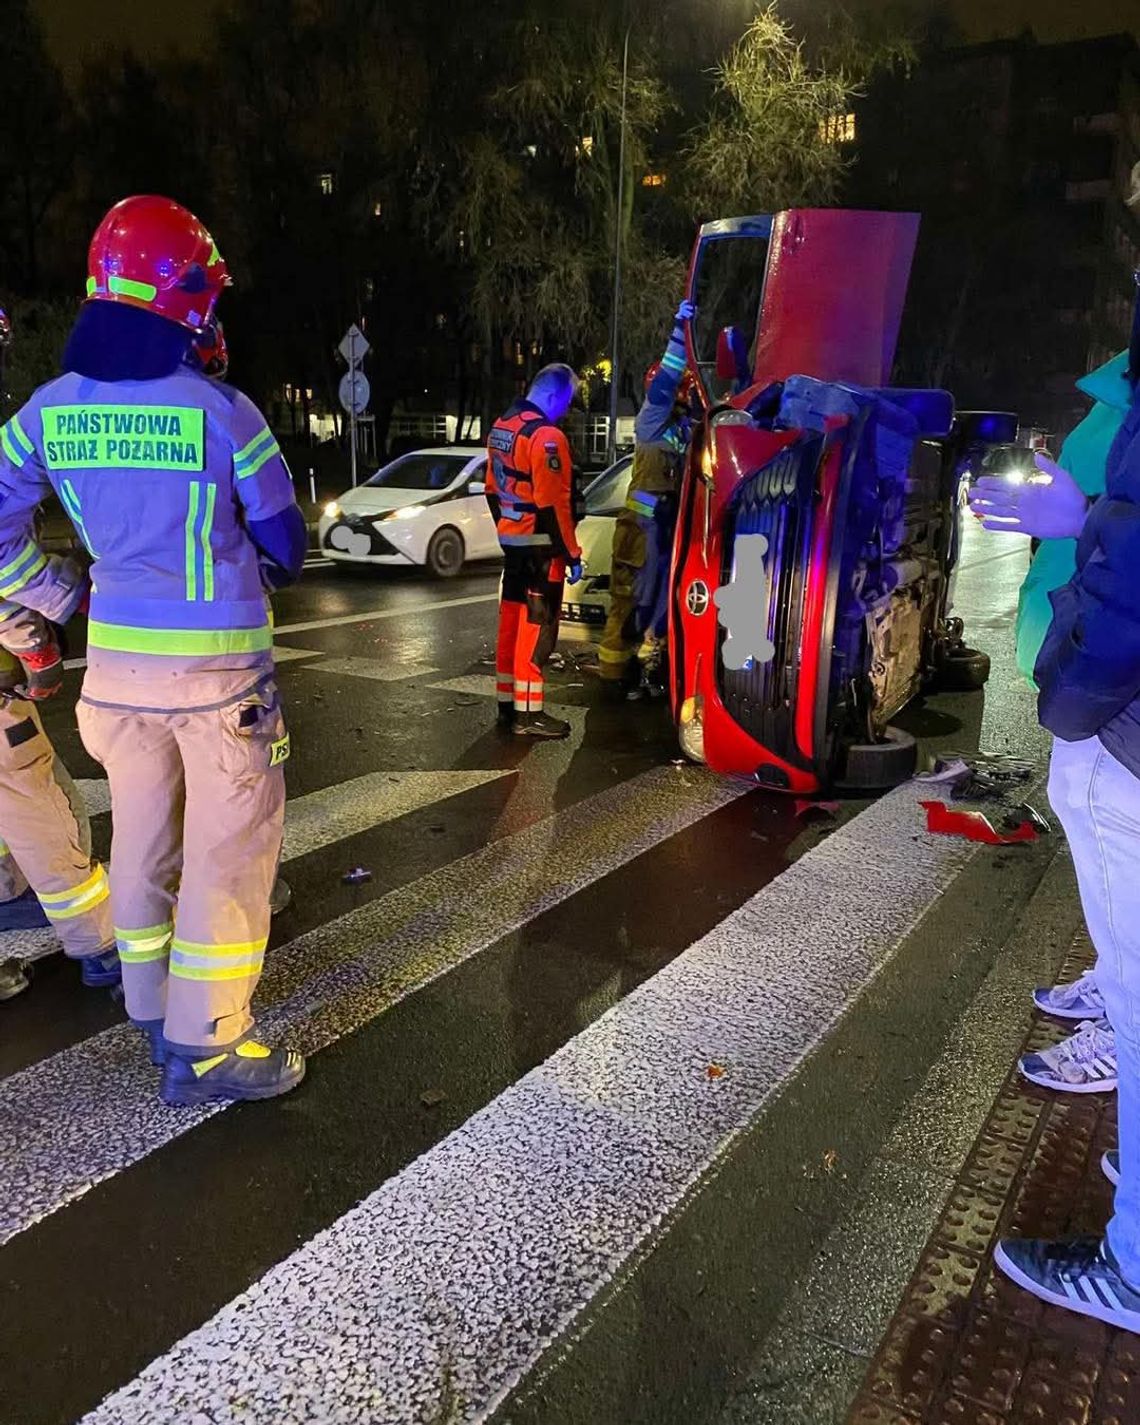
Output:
[
  {"xmin": 486, "ymin": 363, "xmax": 583, "ymax": 739},
  {"xmin": 185, "ymin": 317, "xmax": 292, "ymax": 916},
  {"xmin": 598, "ymin": 299, "xmax": 697, "ymax": 696},
  {"xmin": 0, "ymin": 194, "xmax": 308, "ymax": 1103},
  {"xmin": 0, "ymin": 604, "xmax": 117, "ymax": 1001}
]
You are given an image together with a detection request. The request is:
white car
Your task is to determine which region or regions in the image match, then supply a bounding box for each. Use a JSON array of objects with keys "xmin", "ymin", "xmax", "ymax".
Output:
[
  {"xmin": 318, "ymin": 448, "xmax": 499, "ymax": 578},
  {"xmin": 560, "ymin": 455, "xmax": 633, "ymax": 641}
]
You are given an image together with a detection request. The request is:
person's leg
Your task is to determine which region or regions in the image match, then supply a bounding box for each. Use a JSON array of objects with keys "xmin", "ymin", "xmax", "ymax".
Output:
[
  {"xmin": 77, "ymin": 700, "xmax": 183, "ymax": 1021},
  {"xmin": 160, "ymin": 681, "xmax": 302, "ymax": 1104},
  {"xmin": 995, "ymin": 735, "xmax": 1140, "ymax": 1328},
  {"xmin": 514, "ymin": 553, "xmax": 569, "ymax": 738},
  {"xmin": 496, "ymin": 603, "xmax": 522, "ymax": 721},
  {"xmin": 598, "ymin": 510, "xmax": 644, "ymax": 687},
  {"xmin": 1050, "ymin": 739, "xmax": 1140, "ymax": 1280},
  {"xmin": 0, "ymin": 696, "xmax": 114, "ymax": 968}
]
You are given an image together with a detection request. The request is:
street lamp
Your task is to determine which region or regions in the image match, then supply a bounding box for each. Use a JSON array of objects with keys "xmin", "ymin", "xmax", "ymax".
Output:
[{"xmin": 606, "ymin": 22, "xmax": 631, "ymax": 468}]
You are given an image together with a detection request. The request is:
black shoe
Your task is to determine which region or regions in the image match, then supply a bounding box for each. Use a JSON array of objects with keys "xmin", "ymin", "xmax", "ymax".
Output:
[
  {"xmin": 496, "ymin": 702, "xmax": 516, "ymax": 729},
  {"xmin": 0, "ymin": 958, "xmax": 30, "ymax": 1001},
  {"xmin": 514, "ymin": 711, "xmax": 571, "ymax": 739}
]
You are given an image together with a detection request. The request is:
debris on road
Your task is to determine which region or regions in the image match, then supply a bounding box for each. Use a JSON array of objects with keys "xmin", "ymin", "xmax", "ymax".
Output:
[
  {"xmin": 342, "ymin": 865, "xmax": 373, "ymax": 885},
  {"xmin": 420, "ymin": 1088, "xmax": 448, "ymax": 1108},
  {"xmin": 920, "ymin": 801, "xmax": 1040, "ymax": 845}
]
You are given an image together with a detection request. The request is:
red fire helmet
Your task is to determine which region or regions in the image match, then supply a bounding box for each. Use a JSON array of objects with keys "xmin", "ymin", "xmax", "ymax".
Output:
[{"xmin": 86, "ymin": 195, "xmax": 231, "ymax": 333}]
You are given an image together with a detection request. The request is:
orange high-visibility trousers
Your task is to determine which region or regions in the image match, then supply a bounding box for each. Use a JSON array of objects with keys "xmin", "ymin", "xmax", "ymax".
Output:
[{"xmin": 496, "ymin": 548, "xmax": 565, "ymax": 714}]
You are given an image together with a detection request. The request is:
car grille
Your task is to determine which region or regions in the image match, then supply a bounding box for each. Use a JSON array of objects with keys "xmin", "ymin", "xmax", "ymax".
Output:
[{"xmin": 716, "ymin": 437, "xmax": 822, "ymax": 757}]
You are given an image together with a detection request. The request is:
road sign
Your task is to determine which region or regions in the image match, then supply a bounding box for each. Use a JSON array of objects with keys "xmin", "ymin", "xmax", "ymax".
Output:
[
  {"xmin": 338, "ymin": 324, "xmax": 370, "ymax": 365},
  {"xmin": 339, "ymin": 370, "xmax": 370, "ymax": 415}
]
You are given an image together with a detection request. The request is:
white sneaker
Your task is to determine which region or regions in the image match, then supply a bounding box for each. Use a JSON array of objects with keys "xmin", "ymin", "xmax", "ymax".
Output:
[
  {"xmin": 1034, "ymin": 970, "xmax": 1106, "ymax": 1021},
  {"xmin": 1019, "ymin": 1019, "xmax": 1118, "ymax": 1094}
]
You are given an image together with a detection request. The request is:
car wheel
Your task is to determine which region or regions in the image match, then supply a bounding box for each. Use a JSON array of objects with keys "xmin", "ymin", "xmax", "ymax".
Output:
[
  {"xmin": 838, "ymin": 726, "xmax": 917, "ymax": 792},
  {"xmin": 426, "ymin": 527, "xmax": 464, "ymax": 579},
  {"xmin": 934, "ymin": 645, "xmax": 990, "ymax": 692}
]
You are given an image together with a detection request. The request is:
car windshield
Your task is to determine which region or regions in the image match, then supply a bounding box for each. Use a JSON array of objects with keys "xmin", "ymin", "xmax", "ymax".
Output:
[
  {"xmin": 691, "ymin": 233, "xmax": 770, "ymax": 403},
  {"xmin": 584, "ymin": 459, "xmax": 633, "ymax": 516},
  {"xmin": 364, "ymin": 453, "xmax": 468, "ymax": 492}
]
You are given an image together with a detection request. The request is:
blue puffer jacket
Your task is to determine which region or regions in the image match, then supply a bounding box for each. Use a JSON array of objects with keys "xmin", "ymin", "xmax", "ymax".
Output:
[{"xmin": 1036, "ymin": 379, "xmax": 1140, "ymax": 779}]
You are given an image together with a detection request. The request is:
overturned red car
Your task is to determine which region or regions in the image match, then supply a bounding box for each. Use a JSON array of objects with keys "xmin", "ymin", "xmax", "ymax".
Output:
[{"xmin": 669, "ymin": 210, "xmax": 1014, "ymax": 792}]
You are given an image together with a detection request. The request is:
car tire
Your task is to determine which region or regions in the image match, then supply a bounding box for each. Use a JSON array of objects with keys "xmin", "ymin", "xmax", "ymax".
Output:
[
  {"xmin": 837, "ymin": 726, "xmax": 917, "ymax": 792},
  {"xmin": 934, "ymin": 645, "xmax": 991, "ymax": 692},
  {"xmin": 426, "ymin": 527, "xmax": 465, "ymax": 579}
]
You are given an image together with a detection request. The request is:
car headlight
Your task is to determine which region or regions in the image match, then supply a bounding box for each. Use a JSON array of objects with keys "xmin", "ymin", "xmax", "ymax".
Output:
[
  {"xmin": 678, "ymin": 695, "xmax": 706, "ymax": 764},
  {"xmin": 385, "ymin": 505, "xmax": 427, "ymax": 521},
  {"xmin": 324, "ymin": 501, "xmax": 341, "ymax": 519}
]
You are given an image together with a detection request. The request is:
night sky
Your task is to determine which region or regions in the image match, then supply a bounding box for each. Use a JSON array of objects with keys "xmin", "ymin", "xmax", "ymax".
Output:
[{"xmin": 31, "ymin": 0, "xmax": 1140, "ymax": 74}]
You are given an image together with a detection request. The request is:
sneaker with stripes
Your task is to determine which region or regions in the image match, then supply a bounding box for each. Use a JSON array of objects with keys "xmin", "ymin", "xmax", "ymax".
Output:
[
  {"xmin": 1018, "ymin": 1018, "xmax": 1118, "ymax": 1094},
  {"xmin": 1033, "ymin": 969, "xmax": 1106, "ymax": 1021},
  {"xmin": 995, "ymin": 1236, "xmax": 1140, "ymax": 1333}
]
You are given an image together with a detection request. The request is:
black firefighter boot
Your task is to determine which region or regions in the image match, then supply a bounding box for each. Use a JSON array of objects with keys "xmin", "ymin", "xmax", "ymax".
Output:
[{"xmin": 514, "ymin": 711, "xmax": 571, "ymax": 739}]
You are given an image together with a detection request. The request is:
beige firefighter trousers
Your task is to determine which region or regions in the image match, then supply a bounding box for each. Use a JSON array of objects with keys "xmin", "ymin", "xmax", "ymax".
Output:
[
  {"xmin": 77, "ymin": 680, "xmax": 288, "ymax": 1053},
  {"xmin": 0, "ymin": 694, "xmax": 113, "ymax": 957}
]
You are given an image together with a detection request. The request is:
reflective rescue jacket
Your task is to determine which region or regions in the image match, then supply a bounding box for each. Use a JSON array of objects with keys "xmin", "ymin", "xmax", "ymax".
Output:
[
  {"xmin": 486, "ymin": 399, "xmax": 581, "ymax": 560},
  {"xmin": 0, "ymin": 368, "xmax": 297, "ymax": 712}
]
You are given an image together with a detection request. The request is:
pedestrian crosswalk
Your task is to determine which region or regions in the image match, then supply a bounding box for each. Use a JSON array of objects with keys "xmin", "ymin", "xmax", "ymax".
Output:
[
  {"xmin": 0, "ymin": 713, "xmax": 1005, "ymax": 1425},
  {"xmin": 0, "ymin": 566, "xmax": 1035, "ymax": 1425},
  {"xmin": 65, "ymin": 778, "xmax": 989, "ymax": 1425}
]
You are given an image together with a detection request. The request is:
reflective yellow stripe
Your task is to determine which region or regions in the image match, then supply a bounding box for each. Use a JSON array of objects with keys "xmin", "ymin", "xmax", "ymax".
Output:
[
  {"xmin": 185, "ymin": 481, "xmax": 200, "ymax": 601},
  {"xmin": 0, "ymin": 541, "xmax": 46, "ymax": 598},
  {"xmin": 234, "ymin": 427, "xmax": 274, "ymax": 464},
  {"xmin": 43, "ymin": 880, "xmax": 110, "ymax": 921},
  {"xmin": 170, "ymin": 962, "xmax": 265, "ymax": 982},
  {"xmin": 117, "ymin": 922, "xmax": 173, "ymax": 944},
  {"xmin": 236, "ymin": 441, "xmax": 279, "ymax": 480},
  {"xmin": 116, "ymin": 922, "xmax": 173, "ymax": 961},
  {"xmin": 0, "ymin": 416, "xmax": 34, "ymax": 468},
  {"xmin": 193, "ymin": 1053, "xmax": 228, "ymax": 1077},
  {"xmin": 0, "ymin": 838, "xmax": 9, "ymax": 856},
  {"xmin": 201, "ymin": 483, "xmax": 217, "ymax": 601},
  {"xmin": 0, "ymin": 540, "xmax": 39, "ymax": 583},
  {"xmin": 87, "ymin": 620, "xmax": 272, "ymax": 656},
  {"xmin": 38, "ymin": 863, "xmax": 107, "ymax": 907},
  {"xmin": 597, "ymin": 644, "xmax": 631, "ymax": 664},
  {"xmin": 171, "ymin": 937, "xmax": 267, "ymax": 957}
]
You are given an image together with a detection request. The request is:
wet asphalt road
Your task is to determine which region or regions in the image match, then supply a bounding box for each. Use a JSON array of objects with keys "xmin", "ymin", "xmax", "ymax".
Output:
[{"xmin": 0, "ymin": 523, "xmax": 1038, "ymax": 1425}]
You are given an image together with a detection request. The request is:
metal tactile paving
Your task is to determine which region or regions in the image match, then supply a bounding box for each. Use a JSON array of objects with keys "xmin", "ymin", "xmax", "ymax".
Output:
[{"xmin": 847, "ymin": 933, "xmax": 1137, "ymax": 1425}]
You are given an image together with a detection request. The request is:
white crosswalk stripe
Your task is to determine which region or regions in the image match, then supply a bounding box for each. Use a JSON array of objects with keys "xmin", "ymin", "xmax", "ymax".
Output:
[
  {"xmin": 0, "ymin": 765, "xmax": 747, "ymax": 1245},
  {"xmin": 1, "ymin": 769, "xmax": 512, "ymax": 967},
  {"xmin": 78, "ymin": 782, "xmax": 986, "ymax": 1425}
]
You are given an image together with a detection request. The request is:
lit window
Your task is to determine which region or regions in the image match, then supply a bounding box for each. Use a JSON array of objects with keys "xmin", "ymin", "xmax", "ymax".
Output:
[
  {"xmin": 641, "ymin": 172, "xmax": 667, "ymax": 188},
  {"xmin": 577, "ymin": 135, "xmax": 595, "ymax": 158},
  {"xmin": 319, "ymin": 171, "xmax": 335, "ymax": 196},
  {"xmin": 819, "ymin": 113, "xmax": 856, "ymax": 145},
  {"xmin": 435, "ymin": 313, "xmax": 447, "ymax": 329},
  {"xmin": 373, "ymin": 200, "xmax": 383, "ymax": 218},
  {"xmin": 363, "ymin": 277, "xmax": 375, "ymax": 300},
  {"xmin": 524, "ymin": 144, "xmax": 537, "ymax": 158}
]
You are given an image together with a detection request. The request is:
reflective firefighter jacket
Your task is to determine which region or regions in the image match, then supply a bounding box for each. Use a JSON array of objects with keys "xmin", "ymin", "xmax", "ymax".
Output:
[
  {"xmin": 486, "ymin": 400, "xmax": 581, "ymax": 560},
  {"xmin": 0, "ymin": 369, "xmax": 297, "ymax": 711}
]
